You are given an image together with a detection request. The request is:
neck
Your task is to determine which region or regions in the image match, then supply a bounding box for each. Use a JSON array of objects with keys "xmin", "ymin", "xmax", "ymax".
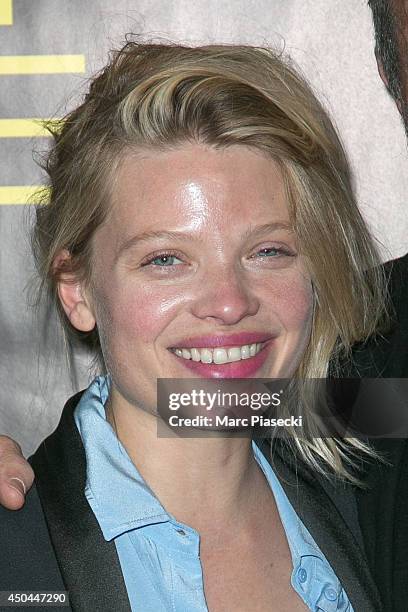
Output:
[{"xmin": 106, "ymin": 387, "xmax": 268, "ymax": 534}]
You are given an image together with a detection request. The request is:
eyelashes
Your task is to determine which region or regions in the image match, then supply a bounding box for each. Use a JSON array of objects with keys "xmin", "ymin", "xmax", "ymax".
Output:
[
  {"xmin": 139, "ymin": 245, "xmax": 295, "ymax": 273},
  {"xmin": 141, "ymin": 250, "xmax": 185, "ymax": 268},
  {"xmin": 252, "ymin": 246, "xmax": 295, "ymax": 258}
]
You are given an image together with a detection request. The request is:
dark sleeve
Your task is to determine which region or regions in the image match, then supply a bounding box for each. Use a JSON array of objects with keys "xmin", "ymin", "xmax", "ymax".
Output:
[{"xmin": 0, "ymin": 483, "xmax": 70, "ymax": 610}]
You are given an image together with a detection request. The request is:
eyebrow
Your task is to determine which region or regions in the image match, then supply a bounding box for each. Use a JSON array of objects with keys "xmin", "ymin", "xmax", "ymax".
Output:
[
  {"xmin": 115, "ymin": 222, "xmax": 294, "ymax": 262},
  {"xmin": 115, "ymin": 230, "xmax": 194, "ymax": 263},
  {"xmin": 242, "ymin": 222, "xmax": 294, "ymax": 239}
]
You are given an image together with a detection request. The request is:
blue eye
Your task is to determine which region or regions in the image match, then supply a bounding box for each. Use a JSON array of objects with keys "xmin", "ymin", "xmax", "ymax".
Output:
[
  {"xmin": 257, "ymin": 247, "xmax": 282, "ymax": 257},
  {"xmin": 150, "ymin": 254, "xmax": 182, "ymax": 266}
]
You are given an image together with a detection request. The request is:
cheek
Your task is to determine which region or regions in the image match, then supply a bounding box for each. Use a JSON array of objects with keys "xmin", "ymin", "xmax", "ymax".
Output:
[
  {"xmin": 263, "ymin": 271, "xmax": 313, "ymax": 331},
  {"xmin": 93, "ymin": 280, "xmax": 184, "ymax": 346},
  {"xmin": 286, "ymin": 284, "xmax": 313, "ymax": 331},
  {"xmin": 261, "ymin": 272, "xmax": 313, "ymax": 378}
]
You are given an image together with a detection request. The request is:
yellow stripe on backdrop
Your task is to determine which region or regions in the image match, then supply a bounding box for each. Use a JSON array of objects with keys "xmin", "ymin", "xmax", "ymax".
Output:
[
  {"xmin": 0, "ymin": 54, "xmax": 85, "ymax": 74},
  {"xmin": 0, "ymin": 0, "xmax": 13, "ymax": 25},
  {"xmin": 0, "ymin": 186, "xmax": 49, "ymax": 205},
  {"xmin": 0, "ymin": 118, "xmax": 62, "ymax": 137}
]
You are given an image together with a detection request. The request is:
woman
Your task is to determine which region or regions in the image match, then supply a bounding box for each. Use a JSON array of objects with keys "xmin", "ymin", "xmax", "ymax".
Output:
[{"xmin": 0, "ymin": 41, "xmax": 387, "ymax": 611}]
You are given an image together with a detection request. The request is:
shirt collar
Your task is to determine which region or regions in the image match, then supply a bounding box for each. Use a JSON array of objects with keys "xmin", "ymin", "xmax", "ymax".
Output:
[
  {"xmin": 252, "ymin": 440, "xmax": 320, "ymax": 561},
  {"xmin": 74, "ymin": 375, "xmax": 170, "ymax": 541},
  {"xmin": 253, "ymin": 441, "xmax": 344, "ymax": 600}
]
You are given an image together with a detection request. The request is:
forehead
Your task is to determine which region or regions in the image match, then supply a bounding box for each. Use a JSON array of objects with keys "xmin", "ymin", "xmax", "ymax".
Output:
[{"xmin": 107, "ymin": 143, "xmax": 290, "ymax": 238}]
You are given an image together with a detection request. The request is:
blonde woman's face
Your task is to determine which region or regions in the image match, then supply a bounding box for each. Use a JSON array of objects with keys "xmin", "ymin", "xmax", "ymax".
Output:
[{"xmin": 82, "ymin": 144, "xmax": 313, "ymax": 413}]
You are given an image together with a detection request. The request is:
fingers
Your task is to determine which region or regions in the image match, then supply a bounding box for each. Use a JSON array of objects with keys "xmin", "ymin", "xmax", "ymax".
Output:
[{"xmin": 0, "ymin": 435, "xmax": 34, "ymax": 510}]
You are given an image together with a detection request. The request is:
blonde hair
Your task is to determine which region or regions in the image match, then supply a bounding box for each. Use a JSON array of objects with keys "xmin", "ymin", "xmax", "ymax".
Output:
[{"xmin": 33, "ymin": 41, "xmax": 389, "ymax": 481}]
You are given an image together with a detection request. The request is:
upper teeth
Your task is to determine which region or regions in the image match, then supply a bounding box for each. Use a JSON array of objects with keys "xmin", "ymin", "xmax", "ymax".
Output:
[{"xmin": 172, "ymin": 343, "xmax": 263, "ymax": 364}]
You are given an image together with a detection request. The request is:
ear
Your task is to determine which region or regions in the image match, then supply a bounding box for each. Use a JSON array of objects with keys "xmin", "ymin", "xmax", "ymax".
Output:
[
  {"xmin": 376, "ymin": 54, "xmax": 403, "ymax": 113},
  {"xmin": 55, "ymin": 250, "xmax": 96, "ymax": 332}
]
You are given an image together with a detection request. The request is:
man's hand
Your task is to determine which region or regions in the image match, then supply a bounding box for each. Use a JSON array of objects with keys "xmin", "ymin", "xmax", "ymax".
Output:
[{"xmin": 0, "ymin": 436, "xmax": 34, "ymax": 509}]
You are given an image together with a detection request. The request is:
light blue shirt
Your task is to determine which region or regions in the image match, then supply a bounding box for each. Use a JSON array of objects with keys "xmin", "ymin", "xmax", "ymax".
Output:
[{"xmin": 74, "ymin": 376, "xmax": 354, "ymax": 611}]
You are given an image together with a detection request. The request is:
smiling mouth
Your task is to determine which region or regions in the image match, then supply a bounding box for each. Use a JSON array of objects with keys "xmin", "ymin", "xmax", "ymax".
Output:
[{"xmin": 170, "ymin": 343, "xmax": 265, "ymax": 365}]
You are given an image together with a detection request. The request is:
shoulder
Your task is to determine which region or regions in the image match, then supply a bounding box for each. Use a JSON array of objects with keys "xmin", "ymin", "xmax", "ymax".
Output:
[
  {"xmin": 383, "ymin": 252, "xmax": 408, "ymax": 310},
  {"xmin": 356, "ymin": 438, "xmax": 408, "ymax": 507},
  {"xmin": 345, "ymin": 253, "xmax": 408, "ymax": 377},
  {"xmin": 384, "ymin": 251, "xmax": 408, "ymax": 279},
  {"xmin": 0, "ymin": 483, "xmax": 66, "ymax": 592}
]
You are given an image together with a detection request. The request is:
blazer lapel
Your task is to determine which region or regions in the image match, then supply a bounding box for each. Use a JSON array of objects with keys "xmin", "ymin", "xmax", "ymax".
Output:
[
  {"xmin": 31, "ymin": 393, "xmax": 131, "ymax": 612},
  {"xmin": 256, "ymin": 438, "xmax": 383, "ymax": 612}
]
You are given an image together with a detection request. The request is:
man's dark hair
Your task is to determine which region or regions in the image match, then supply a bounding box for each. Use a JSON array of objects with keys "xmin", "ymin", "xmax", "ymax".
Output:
[{"xmin": 368, "ymin": 0, "xmax": 402, "ymax": 100}]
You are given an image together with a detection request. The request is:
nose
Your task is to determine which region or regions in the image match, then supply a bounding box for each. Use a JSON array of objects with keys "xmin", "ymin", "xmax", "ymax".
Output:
[{"xmin": 191, "ymin": 268, "xmax": 260, "ymax": 325}]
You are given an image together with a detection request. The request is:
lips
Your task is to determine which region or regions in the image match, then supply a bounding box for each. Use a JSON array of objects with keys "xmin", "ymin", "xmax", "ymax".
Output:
[{"xmin": 170, "ymin": 332, "xmax": 273, "ymax": 349}]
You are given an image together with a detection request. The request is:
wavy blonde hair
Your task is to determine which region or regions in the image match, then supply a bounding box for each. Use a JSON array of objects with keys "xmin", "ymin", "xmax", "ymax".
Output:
[{"xmin": 33, "ymin": 41, "xmax": 389, "ymax": 482}]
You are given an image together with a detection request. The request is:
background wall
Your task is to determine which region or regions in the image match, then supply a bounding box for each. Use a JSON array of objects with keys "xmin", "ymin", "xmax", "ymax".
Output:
[{"xmin": 1, "ymin": 0, "xmax": 407, "ymax": 455}]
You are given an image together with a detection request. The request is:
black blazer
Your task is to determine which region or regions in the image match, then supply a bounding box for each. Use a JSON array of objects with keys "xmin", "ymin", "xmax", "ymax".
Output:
[
  {"xmin": 0, "ymin": 392, "xmax": 386, "ymax": 612},
  {"xmin": 339, "ymin": 252, "xmax": 408, "ymax": 612}
]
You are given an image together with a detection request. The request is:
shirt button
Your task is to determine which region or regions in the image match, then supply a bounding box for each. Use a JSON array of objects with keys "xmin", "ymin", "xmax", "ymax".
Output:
[
  {"xmin": 176, "ymin": 528, "xmax": 186, "ymax": 536},
  {"xmin": 297, "ymin": 568, "xmax": 307, "ymax": 584},
  {"xmin": 324, "ymin": 587, "xmax": 338, "ymax": 601}
]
